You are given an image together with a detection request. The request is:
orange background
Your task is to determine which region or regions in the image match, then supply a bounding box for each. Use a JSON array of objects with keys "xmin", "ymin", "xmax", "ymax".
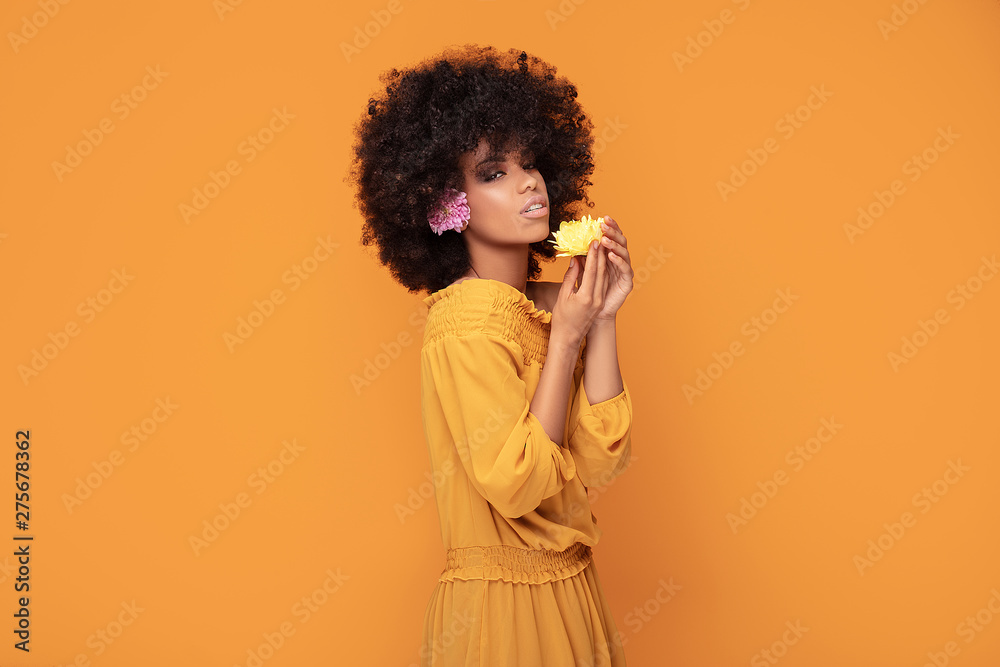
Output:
[{"xmin": 2, "ymin": 0, "xmax": 999, "ymax": 665}]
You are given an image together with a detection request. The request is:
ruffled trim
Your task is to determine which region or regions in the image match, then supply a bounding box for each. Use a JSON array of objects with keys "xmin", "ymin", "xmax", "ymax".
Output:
[
  {"xmin": 422, "ymin": 279, "xmax": 558, "ymax": 367},
  {"xmin": 438, "ymin": 542, "xmax": 592, "ymax": 585},
  {"xmin": 582, "ymin": 378, "xmax": 629, "ymax": 413},
  {"xmin": 422, "ymin": 279, "xmax": 552, "ymax": 324}
]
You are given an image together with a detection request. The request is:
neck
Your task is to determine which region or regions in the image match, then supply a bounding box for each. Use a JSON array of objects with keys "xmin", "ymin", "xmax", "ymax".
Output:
[{"xmin": 464, "ymin": 242, "xmax": 531, "ymax": 293}]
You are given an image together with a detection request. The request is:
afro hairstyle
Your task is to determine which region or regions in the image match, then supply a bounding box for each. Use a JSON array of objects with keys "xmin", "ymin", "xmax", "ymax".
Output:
[{"xmin": 347, "ymin": 44, "xmax": 597, "ymax": 295}]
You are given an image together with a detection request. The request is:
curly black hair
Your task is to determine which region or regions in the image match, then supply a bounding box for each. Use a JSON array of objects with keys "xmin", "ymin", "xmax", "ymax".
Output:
[{"xmin": 347, "ymin": 44, "xmax": 597, "ymax": 295}]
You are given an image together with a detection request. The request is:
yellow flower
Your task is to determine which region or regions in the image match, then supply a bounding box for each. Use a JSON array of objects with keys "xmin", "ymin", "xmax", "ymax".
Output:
[{"xmin": 548, "ymin": 214, "xmax": 605, "ymax": 257}]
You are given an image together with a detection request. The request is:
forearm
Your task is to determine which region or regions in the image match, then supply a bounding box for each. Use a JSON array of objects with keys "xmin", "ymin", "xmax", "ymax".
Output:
[
  {"xmin": 529, "ymin": 335, "xmax": 581, "ymax": 447},
  {"xmin": 583, "ymin": 318, "xmax": 623, "ymax": 404}
]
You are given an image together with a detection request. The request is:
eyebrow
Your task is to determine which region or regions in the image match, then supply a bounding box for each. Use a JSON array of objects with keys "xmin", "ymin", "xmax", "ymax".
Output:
[
  {"xmin": 474, "ymin": 150, "xmax": 532, "ymax": 168},
  {"xmin": 475, "ymin": 153, "xmax": 505, "ymax": 168}
]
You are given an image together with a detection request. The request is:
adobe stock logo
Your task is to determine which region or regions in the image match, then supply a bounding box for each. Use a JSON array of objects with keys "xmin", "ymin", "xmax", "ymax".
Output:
[
  {"xmin": 887, "ymin": 254, "xmax": 997, "ymax": 372},
  {"xmin": 621, "ymin": 577, "xmax": 682, "ymax": 638},
  {"xmin": 726, "ymin": 416, "xmax": 844, "ymax": 534},
  {"xmin": 18, "ymin": 267, "xmax": 135, "ymax": 386},
  {"xmin": 52, "ymin": 600, "xmax": 145, "ymax": 664},
  {"xmin": 222, "ymin": 235, "xmax": 337, "ymax": 353},
  {"xmin": 682, "ymin": 288, "xmax": 799, "ymax": 404},
  {"xmin": 750, "ymin": 620, "xmax": 809, "ymax": 667},
  {"xmin": 545, "ymin": 0, "xmax": 588, "ymax": 30},
  {"xmin": 339, "ymin": 0, "xmax": 406, "ymax": 63},
  {"xmin": 7, "ymin": 0, "xmax": 71, "ymax": 54},
  {"xmin": 671, "ymin": 0, "xmax": 756, "ymax": 73},
  {"xmin": 853, "ymin": 459, "xmax": 970, "ymax": 576},
  {"xmin": 232, "ymin": 567, "xmax": 350, "ymax": 667},
  {"xmin": 877, "ymin": 0, "xmax": 934, "ymax": 40},
  {"xmin": 716, "ymin": 85, "xmax": 832, "ymax": 201},
  {"xmin": 51, "ymin": 66, "xmax": 168, "ymax": 182},
  {"xmin": 844, "ymin": 126, "xmax": 959, "ymax": 244},
  {"xmin": 179, "ymin": 107, "xmax": 295, "ymax": 223},
  {"xmin": 62, "ymin": 397, "xmax": 179, "ymax": 514},
  {"xmin": 919, "ymin": 588, "xmax": 1000, "ymax": 667},
  {"xmin": 188, "ymin": 439, "xmax": 306, "ymax": 556},
  {"xmin": 350, "ymin": 306, "xmax": 427, "ymax": 395},
  {"xmin": 213, "ymin": 0, "xmax": 246, "ymax": 20}
]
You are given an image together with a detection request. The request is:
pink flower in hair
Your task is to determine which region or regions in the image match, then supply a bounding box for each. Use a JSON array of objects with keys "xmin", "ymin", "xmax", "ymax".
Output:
[{"xmin": 428, "ymin": 188, "xmax": 471, "ymax": 235}]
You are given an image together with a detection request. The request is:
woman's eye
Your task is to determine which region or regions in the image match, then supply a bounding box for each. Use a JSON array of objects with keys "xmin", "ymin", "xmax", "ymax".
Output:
[{"xmin": 480, "ymin": 162, "xmax": 535, "ymax": 181}]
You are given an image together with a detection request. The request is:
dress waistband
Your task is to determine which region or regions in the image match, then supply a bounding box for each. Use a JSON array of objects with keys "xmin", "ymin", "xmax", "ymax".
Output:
[{"xmin": 439, "ymin": 543, "xmax": 592, "ymax": 585}]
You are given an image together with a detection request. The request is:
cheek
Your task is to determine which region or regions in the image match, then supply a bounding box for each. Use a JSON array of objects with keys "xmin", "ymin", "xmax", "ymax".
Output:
[{"xmin": 466, "ymin": 189, "xmax": 501, "ymax": 217}]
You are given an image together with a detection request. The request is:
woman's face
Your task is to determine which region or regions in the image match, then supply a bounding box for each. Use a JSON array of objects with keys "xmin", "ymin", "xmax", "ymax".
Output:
[{"xmin": 458, "ymin": 138, "xmax": 551, "ymax": 245}]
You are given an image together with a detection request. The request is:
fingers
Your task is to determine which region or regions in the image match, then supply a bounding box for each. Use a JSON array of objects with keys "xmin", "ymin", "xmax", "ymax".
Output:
[
  {"xmin": 559, "ymin": 256, "xmax": 579, "ymax": 299},
  {"xmin": 602, "ymin": 216, "xmax": 625, "ymax": 246},
  {"xmin": 595, "ymin": 239, "xmax": 607, "ymax": 303},
  {"xmin": 581, "ymin": 238, "xmax": 607, "ymax": 312},
  {"xmin": 600, "ymin": 217, "xmax": 631, "ymax": 265},
  {"xmin": 601, "ymin": 217, "xmax": 625, "ymax": 249},
  {"xmin": 579, "ymin": 239, "xmax": 599, "ymax": 296}
]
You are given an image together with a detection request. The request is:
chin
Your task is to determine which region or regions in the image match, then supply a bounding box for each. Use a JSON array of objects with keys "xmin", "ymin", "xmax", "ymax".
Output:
[{"xmin": 531, "ymin": 219, "xmax": 552, "ymax": 242}]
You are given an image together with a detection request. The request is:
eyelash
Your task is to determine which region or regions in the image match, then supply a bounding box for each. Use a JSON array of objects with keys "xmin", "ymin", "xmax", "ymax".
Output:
[{"xmin": 480, "ymin": 163, "xmax": 537, "ymax": 182}]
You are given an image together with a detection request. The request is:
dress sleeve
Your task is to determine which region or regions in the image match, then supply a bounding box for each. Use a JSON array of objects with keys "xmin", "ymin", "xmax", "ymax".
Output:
[
  {"xmin": 422, "ymin": 332, "xmax": 578, "ymax": 518},
  {"xmin": 567, "ymin": 369, "xmax": 633, "ymax": 489}
]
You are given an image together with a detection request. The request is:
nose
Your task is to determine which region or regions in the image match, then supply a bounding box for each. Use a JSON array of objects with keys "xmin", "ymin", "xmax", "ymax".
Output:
[{"xmin": 517, "ymin": 166, "xmax": 538, "ymax": 192}]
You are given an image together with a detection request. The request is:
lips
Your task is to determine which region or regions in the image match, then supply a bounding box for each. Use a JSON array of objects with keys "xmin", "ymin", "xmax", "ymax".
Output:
[{"xmin": 521, "ymin": 195, "xmax": 548, "ymax": 214}]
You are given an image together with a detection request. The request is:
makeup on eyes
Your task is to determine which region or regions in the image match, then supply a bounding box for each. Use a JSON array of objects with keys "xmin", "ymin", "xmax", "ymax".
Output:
[{"xmin": 475, "ymin": 159, "xmax": 537, "ymax": 182}]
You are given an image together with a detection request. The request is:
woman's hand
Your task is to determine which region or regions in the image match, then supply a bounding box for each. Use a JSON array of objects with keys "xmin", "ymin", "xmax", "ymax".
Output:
[
  {"xmin": 550, "ymin": 237, "xmax": 608, "ymax": 348},
  {"xmin": 577, "ymin": 215, "xmax": 633, "ymax": 320}
]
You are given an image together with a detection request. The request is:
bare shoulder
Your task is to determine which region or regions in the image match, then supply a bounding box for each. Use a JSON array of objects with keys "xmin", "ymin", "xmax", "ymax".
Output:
[{"xmin": 528, "ymin": 280, "xmax": 560, "ymax": 313}]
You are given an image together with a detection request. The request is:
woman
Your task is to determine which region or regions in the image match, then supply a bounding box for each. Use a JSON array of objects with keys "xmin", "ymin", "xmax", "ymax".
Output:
[{"xmin": 349, "ymin": 44, "xmax": 635, "ymax": 667}]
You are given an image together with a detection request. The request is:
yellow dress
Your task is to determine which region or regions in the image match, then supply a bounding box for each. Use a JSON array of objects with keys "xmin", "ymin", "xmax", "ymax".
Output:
[{"xmin": 419, "ymin": 278, "xmax": 633, "ymax": 667}]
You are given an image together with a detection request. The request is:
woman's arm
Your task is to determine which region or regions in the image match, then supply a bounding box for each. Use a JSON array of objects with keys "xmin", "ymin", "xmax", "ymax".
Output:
[
  {"xmin": 529, "ymin": 332, "xmax": 582, "ymax": 447},
  {"xmin": 534, "ymin": 239, "xmax": 617, "ymax": 447},
  {"xmin": 567, "ymin": 317, "xmax": 632, "ymax": 488},
  {"xmin": 579, "ymin": 215, "xmax": 630, "ymax": 402},
  {"xmin": 562, "ymin": 216, "xmax": 633, "ymax": 487},
  {"xmin": 583, "ymin": 318, "xmax": 623, "ymax": 403},
  {"xmin": 423, "ymin": 331, "xmax": 579, "ymax": 518}
]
